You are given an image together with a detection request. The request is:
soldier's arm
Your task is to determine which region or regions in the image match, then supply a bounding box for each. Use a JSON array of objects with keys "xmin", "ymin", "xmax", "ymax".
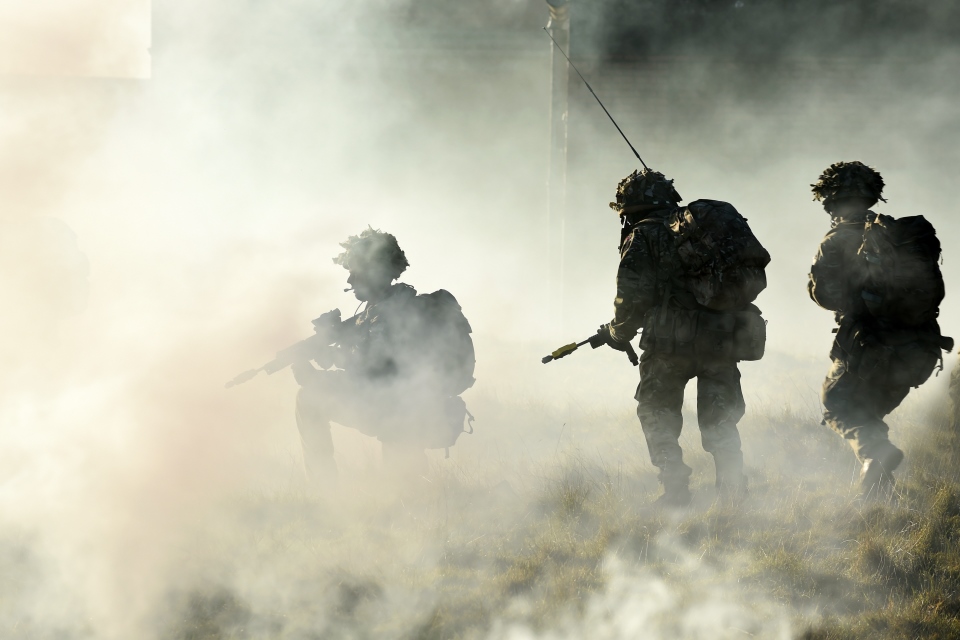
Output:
[
  {"xmin": 610, "ymin": 229, "xmax": 658, "ymax": 342},
  {"xmin": 807, "ymin": 228, "xmax": 850, "ymax": 312}
]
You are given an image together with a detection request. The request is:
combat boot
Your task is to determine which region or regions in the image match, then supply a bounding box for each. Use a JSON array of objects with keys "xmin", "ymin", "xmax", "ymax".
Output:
[
  {"xmin": 859, "ymin": 442, "xmax": 904, "ymax": 499},
  {"xmin": 652, "ymin": 459, "xmax": 693, "ymax": 508},
  {"xmin": 654, "ymin": 478, "xmax": 692, "ymax": 508},
  {"xmin": 714, "ymin": 452, "xmax": 747, "ymax": 503}
]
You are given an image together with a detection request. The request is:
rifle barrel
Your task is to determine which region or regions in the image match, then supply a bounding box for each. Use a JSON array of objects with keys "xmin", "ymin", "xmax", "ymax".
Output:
[{"xmin": 225, "ymin": 368, "xmax": 262, "ymax": 388}]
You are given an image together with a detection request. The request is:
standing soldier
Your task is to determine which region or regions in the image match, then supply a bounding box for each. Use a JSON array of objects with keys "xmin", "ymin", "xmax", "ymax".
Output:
[
  {"xmin": 291, "ymin": 227, "xmax": 475, "ymax": 483},
  {"xmin": 594, "ymin": 169, "xmax": 770, "ymax": 506},
  {"xmin": 809, "ymin": 161, "xmax": 952, "ymax": 498}
]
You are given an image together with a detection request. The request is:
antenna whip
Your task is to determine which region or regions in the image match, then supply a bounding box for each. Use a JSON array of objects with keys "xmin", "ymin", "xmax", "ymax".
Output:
[{"xmin": 543, "ymin": 27, "xmax": 648, "ymax": 170}]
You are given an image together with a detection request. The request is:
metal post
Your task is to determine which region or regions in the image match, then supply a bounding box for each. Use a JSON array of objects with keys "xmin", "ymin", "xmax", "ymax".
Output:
[{"xmin": 545, "ymin": 0, "xmax": 570, "ymax": 335}]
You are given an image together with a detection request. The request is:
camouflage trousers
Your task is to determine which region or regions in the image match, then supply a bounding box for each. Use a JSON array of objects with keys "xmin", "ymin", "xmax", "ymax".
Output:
[
  {"xmin": 635, "ymin": 352, "xmax": 745, "ymax": 488},
  {"xmin": 821, "ymin": 355, "xmax": 911, "ymax": 463},
  {"xmin": 296, "ymin": 372, "xmax": 434, "ymax": 483}
]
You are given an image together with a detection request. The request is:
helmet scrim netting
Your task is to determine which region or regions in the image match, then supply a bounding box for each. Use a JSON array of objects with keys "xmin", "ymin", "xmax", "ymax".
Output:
[
  {"xmin": 609, "ymin": 168, "xmax": 682, "ymax": 212},
  {"xmin": 811, "ymin": 161, "xmax": 886, "ymax": 204},
  {"xmin": 333, "ymin": 227, "xmax": 409, "ymax": 280}
]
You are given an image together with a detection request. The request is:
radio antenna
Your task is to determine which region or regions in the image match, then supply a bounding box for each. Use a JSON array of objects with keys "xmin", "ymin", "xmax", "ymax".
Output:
[{"xmin": 544, "ymin": 27, "xmax": 649, "ymax": 170}]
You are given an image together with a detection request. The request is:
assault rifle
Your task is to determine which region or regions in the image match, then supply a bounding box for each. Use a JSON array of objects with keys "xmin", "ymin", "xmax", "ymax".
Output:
[
  {"xmin": 225, "ymin": 309, "xmax": 356, "ymax": 388},
  {"xmin": 542, "ymin": 327, "xmax": 639, "ymax": 367}
]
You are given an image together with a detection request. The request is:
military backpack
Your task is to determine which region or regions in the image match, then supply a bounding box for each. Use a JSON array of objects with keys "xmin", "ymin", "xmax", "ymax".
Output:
[
  {"xmin": 639, "ymin": 200, "xmax": 770, "ymax": 362},
  {"xmin": 858, "ymin": 213, "xmax": 945, "ymax": 327},
  {"xmin": 666, "ymin": 199, "xmax": 771, "ymax": 311},
  {"xmin": 415, "ymin": 289, "xmax": 476, "ymax": 397}
]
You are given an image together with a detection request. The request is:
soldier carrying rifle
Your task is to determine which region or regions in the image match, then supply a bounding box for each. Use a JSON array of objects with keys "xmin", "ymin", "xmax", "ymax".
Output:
[
  {"xmin": 539, "ymin": 32, "xmax": 769, "ymax": 507},
  {"xmin": 229, "ymin": 227, "xmax": 475, "ymax": 483},
  {"xmin": 592, "ymin": 169, "xmax": 770, "ymax": 506}
]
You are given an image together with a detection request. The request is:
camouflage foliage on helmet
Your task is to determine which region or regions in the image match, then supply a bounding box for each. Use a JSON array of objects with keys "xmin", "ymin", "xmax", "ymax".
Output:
[
  {"xmin": 333, "ymin": 227, "xmax": 409, "ymax": 280},
  {"xmin": 811, "ymin": 161, "xmax": 886, "ymax": 204},
  {"xmin": 609, "ymin": 168, "xmax": 682, "ymax": 212}
]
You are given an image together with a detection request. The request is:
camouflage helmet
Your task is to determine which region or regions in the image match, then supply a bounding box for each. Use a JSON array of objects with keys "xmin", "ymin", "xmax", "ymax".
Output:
[
  {"xmin": 333, "ymin": 226, "xmax": 409, "ymax": 280},
  {"xmin": 811, "ymin": 161, "xmax": 886, "ymax": 205},
  {"xmin": 609, "ymin": 168, "xmax": 682, "ymax": 213}
]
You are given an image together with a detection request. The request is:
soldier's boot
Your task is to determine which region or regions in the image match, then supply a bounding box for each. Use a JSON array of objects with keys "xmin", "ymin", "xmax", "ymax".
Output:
[
  {"xmin": 654, "ymin": 462, "xmax": 693, "ymax": 508},
  {"xmin": 859, "ymin": 441, "xmax": 903, "ymax": 500},
  {"xmin": 713, "ymin": 451, "xmax": 747, "ymax": 503},
  {"xmin": 655, "ymin": 480, "xmax": 692, "ymax": 508}
]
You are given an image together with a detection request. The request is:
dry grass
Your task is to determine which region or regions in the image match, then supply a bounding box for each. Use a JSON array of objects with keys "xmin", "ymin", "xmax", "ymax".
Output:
[
  {"xmin": 159, "ymin": 396, "xmax": 960, "ymax": 639},
  {"xmin": 3, "ymin": 392, "xmax": 960, "ymax": 639}
]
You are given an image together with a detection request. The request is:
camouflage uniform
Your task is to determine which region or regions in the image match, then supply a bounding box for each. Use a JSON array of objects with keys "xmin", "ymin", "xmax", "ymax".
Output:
[
  {"xmin": 609, "ymin": 188, "xmax": 748, "ymax": 499},
  {"xmin": 808, "ymin": 161, "xmax": 947, "ymax": 494},
  {"xmin": 808, "ymin": 211, "xmax": 909, "ymax": 463},
  {"xmin": 295, "ymin": 229, "xmax": 473, "ymax": 481}
]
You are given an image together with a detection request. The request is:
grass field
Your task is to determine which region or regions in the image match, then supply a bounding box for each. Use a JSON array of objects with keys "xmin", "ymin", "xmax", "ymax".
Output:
[
  {"xmin": 164, "ymin": 391, "xmax": 960, "ymax": 639},
  {"xmin": 2, "ymin": 381, "xmax": 959, "ymax": 639}
]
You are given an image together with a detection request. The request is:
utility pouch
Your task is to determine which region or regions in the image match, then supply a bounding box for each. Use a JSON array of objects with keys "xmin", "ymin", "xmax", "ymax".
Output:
[
  {"xmin": 733, "ymin": 307, "xmax": 767, "ymax": 361},
  {"xmin": 856, "ymin": 329, "xmax": 940, "ymax": 388}
]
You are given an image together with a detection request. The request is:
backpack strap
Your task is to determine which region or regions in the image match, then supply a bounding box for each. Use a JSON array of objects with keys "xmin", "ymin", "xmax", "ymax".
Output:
[{"xmin": 620, "ymin": 212, "xmax": 671, "ymax": 251}]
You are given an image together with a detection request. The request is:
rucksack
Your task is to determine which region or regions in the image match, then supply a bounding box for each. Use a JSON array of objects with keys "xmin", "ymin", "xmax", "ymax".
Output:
[
  {"xmin": 666, "ymin": 199, "xmax": 771, "ymax": 311},
  {"xmin": 858, "ymin": 213, "xmax": 944, "ymax": 326},
  {"xmin": 415, "ymin": 289, "xmax": 476, "ymax": 396}
]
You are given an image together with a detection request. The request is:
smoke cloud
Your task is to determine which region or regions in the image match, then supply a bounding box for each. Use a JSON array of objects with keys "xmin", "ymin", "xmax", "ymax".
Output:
[{"xmin": 0, "ymin": 1, "xmax": 958, "ymax": 638}]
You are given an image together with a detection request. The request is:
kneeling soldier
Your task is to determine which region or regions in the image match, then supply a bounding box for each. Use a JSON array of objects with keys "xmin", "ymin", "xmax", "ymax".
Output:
[{"xmin": 292, "ymin": 228, "xmax": 475, "ymax": 482}]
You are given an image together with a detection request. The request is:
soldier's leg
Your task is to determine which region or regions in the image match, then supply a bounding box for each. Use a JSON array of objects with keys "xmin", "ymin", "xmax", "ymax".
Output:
[
  {"xmin": 822, "ymin": 356, "xmax": 886, "ymax": 459},
  {"xmin": 636, "ymin": 353, "xmax": 694, "ymax": 502},
  {"xmin": 696, "ymin": 361, "xmax": 747, "ymax": 494},
  {"xmin": 295, "ymin": 385, "xmax": 338, "ymax": 485},
  {"xmin": 821, "ymin": 357, "xmax": 907, "ymax": 495}
]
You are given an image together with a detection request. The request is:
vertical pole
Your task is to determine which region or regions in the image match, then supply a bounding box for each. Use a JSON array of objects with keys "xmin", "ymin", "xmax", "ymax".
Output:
[{"xmin": 545, "ymin": 0, "xmax": 570, "ymax": 336}]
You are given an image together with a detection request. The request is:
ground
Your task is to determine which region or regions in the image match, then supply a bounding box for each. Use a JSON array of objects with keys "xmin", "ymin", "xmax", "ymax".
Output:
[{"xmin": 3, "ymin": 385, "xmax": 959, "ymax": 639}]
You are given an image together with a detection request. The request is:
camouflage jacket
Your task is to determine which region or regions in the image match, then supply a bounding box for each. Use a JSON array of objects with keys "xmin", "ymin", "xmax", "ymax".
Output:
[
  {"xmin": 609, "ymin": 209, "xmax": 705, "ymax": 343},
  {"xmin": 336, "ymin": 283, "xmax": 473, "ymax": 396},
  {"xmin": 337, "ymin": 283, "xmax": 421, "ymax": 383},
  {"xmin": 807, "ymin": 212, "xmax": 870, "ymax": 324}
]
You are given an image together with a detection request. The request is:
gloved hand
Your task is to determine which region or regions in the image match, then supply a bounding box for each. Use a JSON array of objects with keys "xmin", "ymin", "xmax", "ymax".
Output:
[
  {"xmin": 591, "ymin": 323, "xmax": 629, "ymax": 352},
  {"xmin": 291, "ymin": 359, "xmax": 319, "ymax": 386}
]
